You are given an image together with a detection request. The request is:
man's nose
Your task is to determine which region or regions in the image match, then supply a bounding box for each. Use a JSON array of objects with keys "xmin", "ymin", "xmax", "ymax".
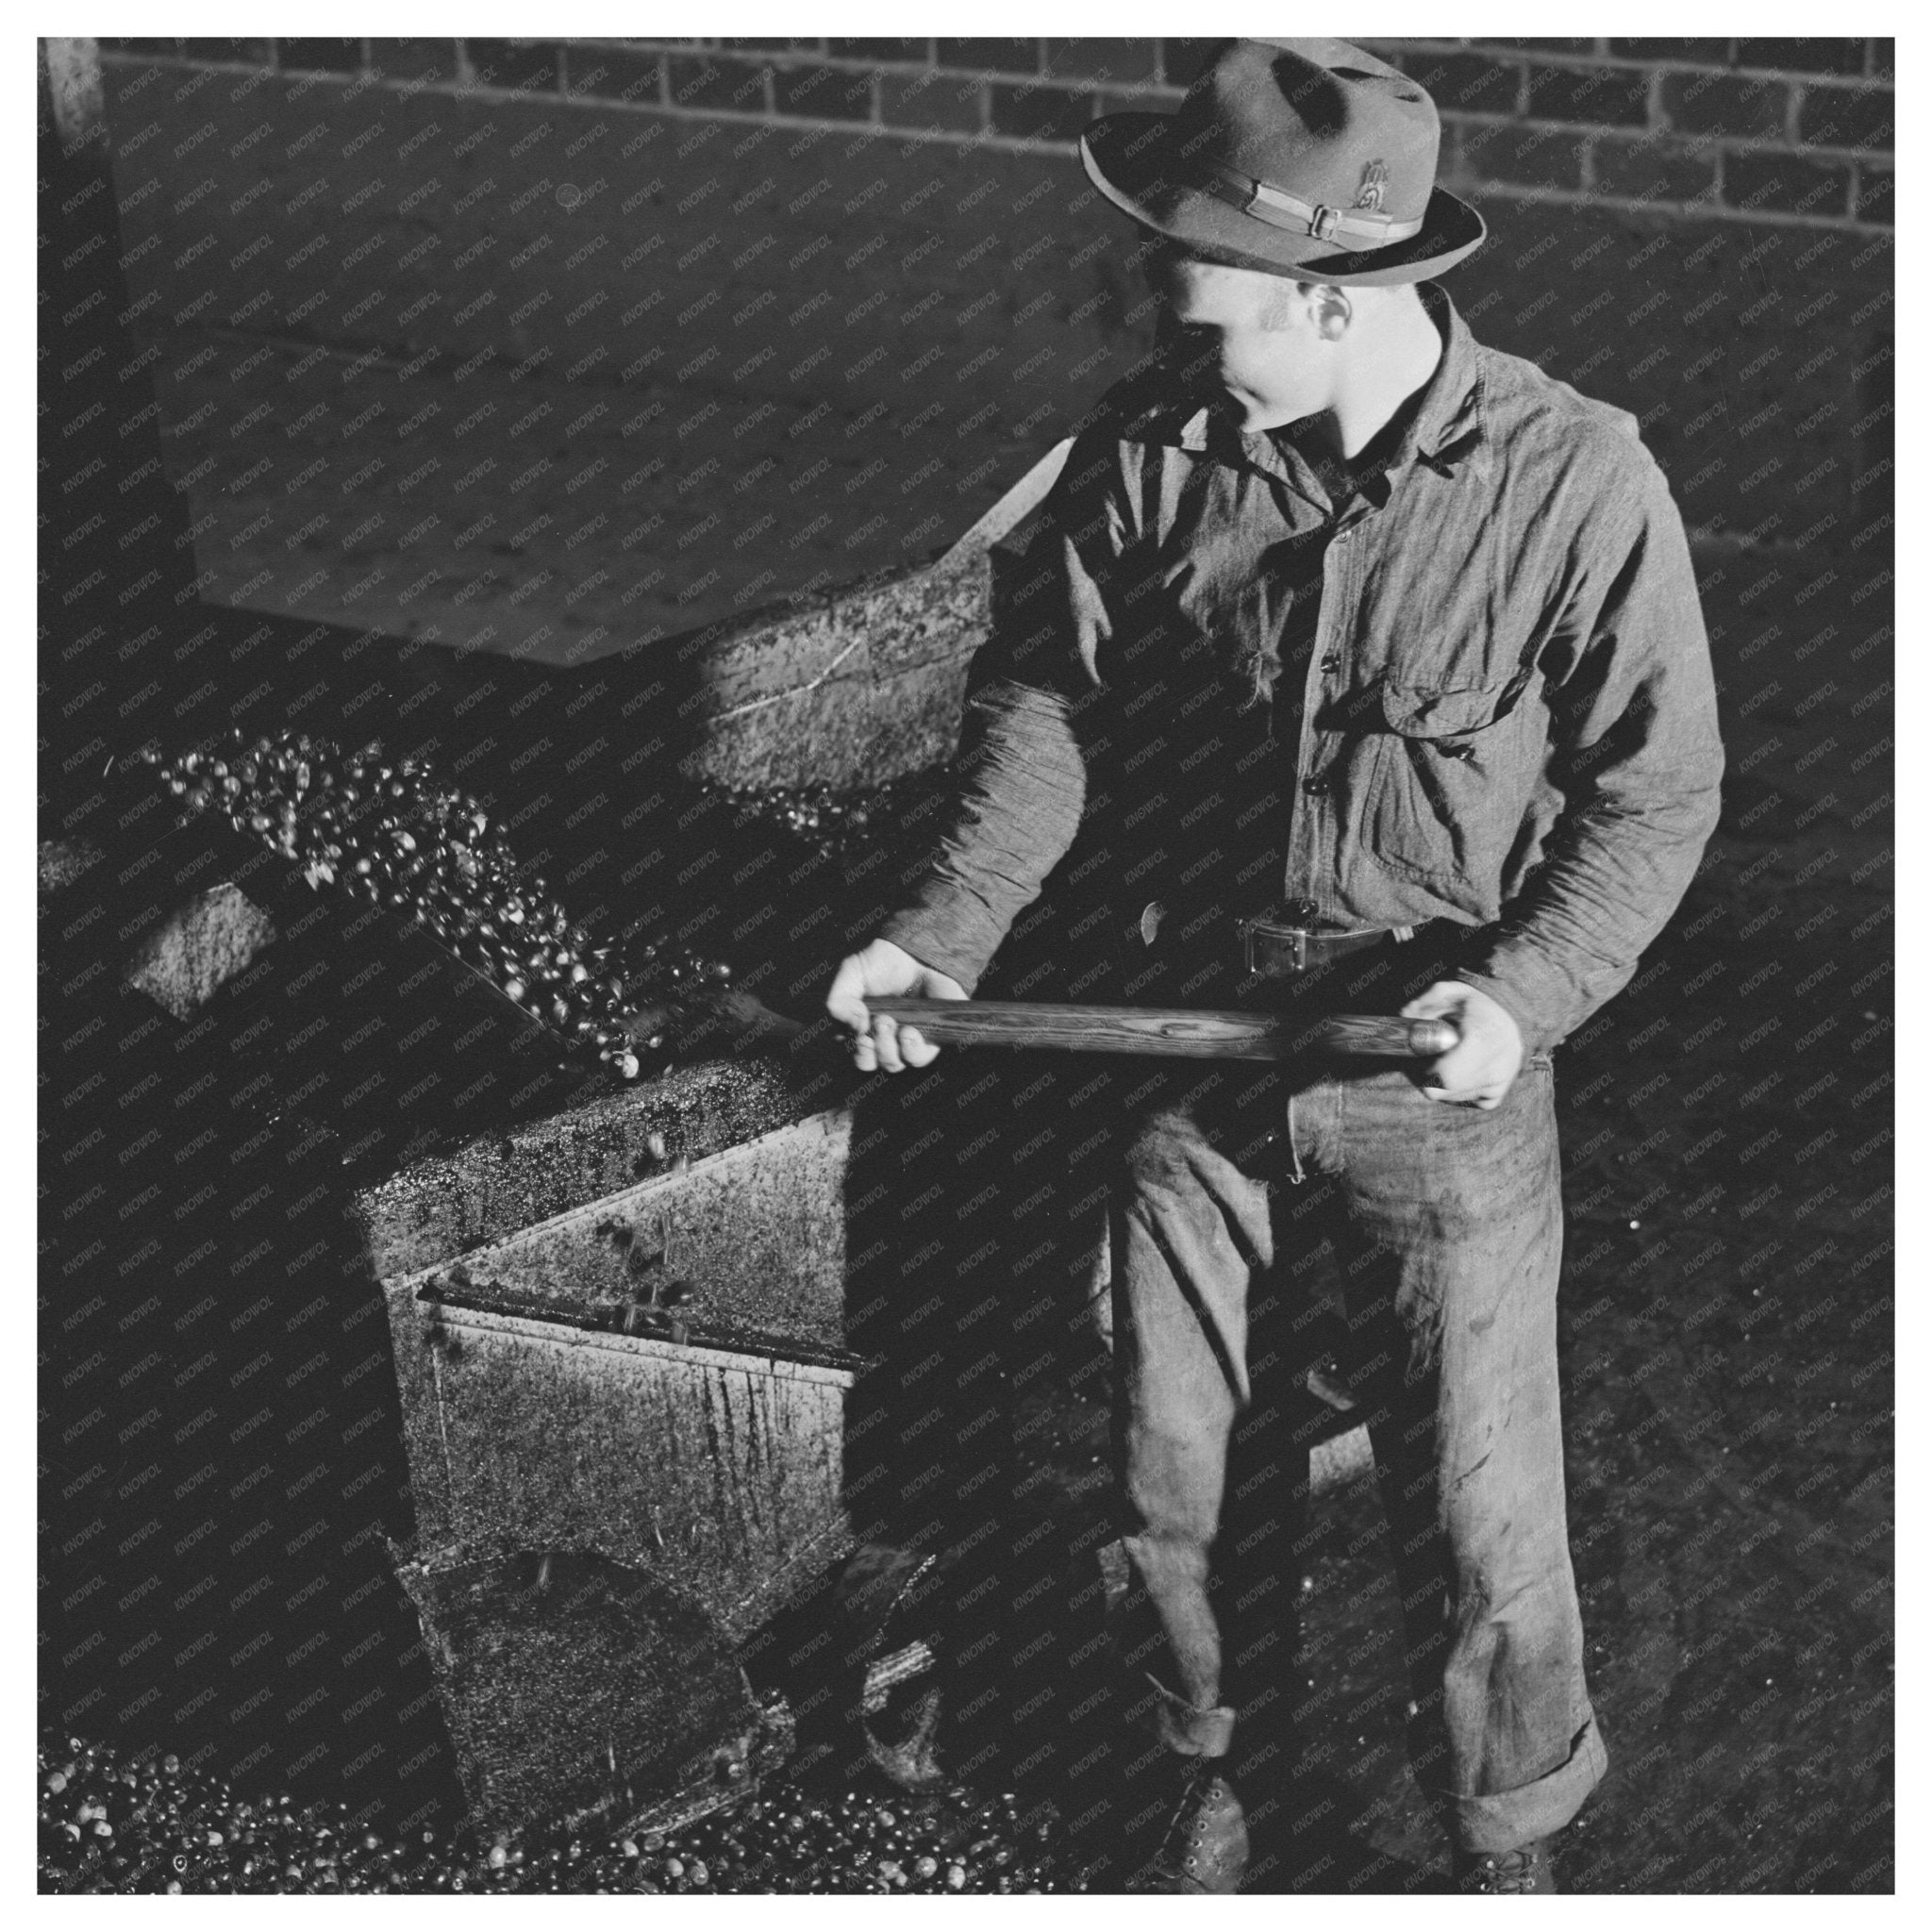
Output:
[
  {"xmin": 1162, "ymin": 326, "xmax": 1219, "ymax": 373},
  {"xmin": 1156, "ymin": 309, "xmax": 1209, "ymax": 350}
]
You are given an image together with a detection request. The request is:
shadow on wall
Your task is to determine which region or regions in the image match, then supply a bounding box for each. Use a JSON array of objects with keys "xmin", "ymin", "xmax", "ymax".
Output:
[
  {"xmin": 101, "ymin": 51, "xmax": 1153, "ymax": 656},
  {"xmin": 96, "ymin": 40, "xmax": 1895, "ymax": 679}
]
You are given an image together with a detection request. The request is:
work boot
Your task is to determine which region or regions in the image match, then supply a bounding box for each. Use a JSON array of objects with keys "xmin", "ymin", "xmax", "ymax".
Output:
[
  {"xmin": 1126, "ymin": 1757, "xmax": 1249, "ymax": 1893},
  {"xmin": 1452, "ymin": 1839, "xmax": 1558, "ymax": 1894}
]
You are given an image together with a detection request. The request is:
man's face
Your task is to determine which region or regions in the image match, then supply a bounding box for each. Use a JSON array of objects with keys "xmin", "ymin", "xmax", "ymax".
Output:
[{"xmin": 1143, "ymin": 244, "xmax": 1325, "ymax": 433}]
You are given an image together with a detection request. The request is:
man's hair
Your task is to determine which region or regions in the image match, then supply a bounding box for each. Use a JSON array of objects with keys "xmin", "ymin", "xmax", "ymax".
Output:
[
  {"xmin": 1141, "ymin": 234, "xmax": 1418, "ymax": 331},
  {"xmin": 1150, "ymin": 236, "xmax": 1305, "ymax": 280},
  {"xmin": 1257, "ymin": 276, "xmax": 1420, "ymax": 331},
  {"xmin": 1257, "ymin": 278, "xmax": 1313, "ymax": 332},
  {"xmin": 1189, "ymin": 241, "xmax": 1280, "ymax": 274},
  {"xmin": 1142, "ymin": 239, "xmax": 1312, "ymax": 329}
]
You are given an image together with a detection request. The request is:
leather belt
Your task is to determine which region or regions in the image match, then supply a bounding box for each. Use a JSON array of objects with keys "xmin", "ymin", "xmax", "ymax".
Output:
[{"xmin": 1238, "ymin": 910, "xmax": 1418, "ymax": 981}]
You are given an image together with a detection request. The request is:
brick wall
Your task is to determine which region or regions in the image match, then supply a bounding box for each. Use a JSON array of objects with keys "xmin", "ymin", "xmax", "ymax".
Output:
[
  {"xmin": 94, "ymin": 34, "xmax": 1893, "ymax": 584},
  {"xmin": 107, "ymin": 35, "xmax": 1894, "ymax": 230}
]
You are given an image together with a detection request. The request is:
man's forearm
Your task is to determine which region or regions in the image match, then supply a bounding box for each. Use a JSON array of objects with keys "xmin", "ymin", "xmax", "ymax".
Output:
[
  {"xmin": 1455, "ymin": 780, "xmax": 1724, "ymax": 1055},
  {"xmin": 876, "ymin": 675, "xmax": 1087, "ymax": 995},
  {"xmin": 1455, "ymin": 449, "xmax": 1726, "ymax": 1056}
]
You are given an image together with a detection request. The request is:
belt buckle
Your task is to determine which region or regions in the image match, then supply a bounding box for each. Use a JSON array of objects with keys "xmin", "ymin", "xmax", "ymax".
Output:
[
  {"xmin": 1241, "ymin": 912, "xmax": 1313, "ymax": 979},
  {"xmin": 1241, "ymin": 914, "xmax": 1423, "ymax": 985}
]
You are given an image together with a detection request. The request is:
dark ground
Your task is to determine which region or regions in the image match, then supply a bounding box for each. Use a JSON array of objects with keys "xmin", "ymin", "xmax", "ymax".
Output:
[
  {"xmin": 37, "ymin": 529, "xmax": 1893, "ymax": 1885},
  {"xmin": 40, "ymin": 492, "xmax": 1890, "ymax": 1890},
  {"xmin": 138, "ymin": 319, "xmax": 1039, "ymax": 664}
]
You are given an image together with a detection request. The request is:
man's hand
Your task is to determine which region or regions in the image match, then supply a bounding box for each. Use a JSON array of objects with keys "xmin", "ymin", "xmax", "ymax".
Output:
[
  {"xmin": 825, "ymin": 938, "xmax": 969, "ymax": 1074},
  {"xmin": 1400, "ymin": 981, "xmax": 1525, "ymax": 1109}
]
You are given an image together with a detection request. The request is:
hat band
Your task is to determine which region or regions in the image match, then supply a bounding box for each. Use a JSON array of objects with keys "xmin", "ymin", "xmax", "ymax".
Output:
[{"xmin": 1199, "ymin": 162, "xmax": 1425, "ymax": 247}]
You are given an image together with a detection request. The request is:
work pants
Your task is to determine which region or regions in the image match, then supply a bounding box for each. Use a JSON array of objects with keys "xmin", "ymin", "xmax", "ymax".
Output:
[{"xmin": 1092, "ymin": 1042, "xmax": 1608, "ymax": 1857}]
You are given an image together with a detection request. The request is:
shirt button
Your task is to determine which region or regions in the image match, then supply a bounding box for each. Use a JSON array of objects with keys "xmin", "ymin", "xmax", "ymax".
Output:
[
  {"xmin": 1289, "ymin": 897, "xmax": 1318, "ymax": 921},
  {"xmin": 1303, "ymin": 774, "xmax": 1329, "ymax": 796},
  {"xmin": 1322, "ymin": 654, "xmax": 1342, "ymax": 675}
]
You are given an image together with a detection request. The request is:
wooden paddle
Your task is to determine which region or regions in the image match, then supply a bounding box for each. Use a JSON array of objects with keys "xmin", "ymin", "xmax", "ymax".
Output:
[{"xmin": 866, "ymin": 999, "xmax": 1457, "ymax": 1063}]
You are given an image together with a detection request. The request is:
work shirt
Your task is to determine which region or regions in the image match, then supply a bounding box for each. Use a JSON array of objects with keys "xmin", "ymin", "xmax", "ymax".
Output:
[
  {"xmin": 1242, "ymin": 425, "xmax": 1390, "ymax": 727},
  {"xmin": 878, "ymin": 281, "xmax": 1724, "ymax": 1056}
]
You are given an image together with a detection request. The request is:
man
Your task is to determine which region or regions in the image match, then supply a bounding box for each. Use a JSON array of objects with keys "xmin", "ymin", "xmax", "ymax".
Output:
[{"xmin": 825, "ymin": 39, "xmax": 1723, "ymax": 1893}]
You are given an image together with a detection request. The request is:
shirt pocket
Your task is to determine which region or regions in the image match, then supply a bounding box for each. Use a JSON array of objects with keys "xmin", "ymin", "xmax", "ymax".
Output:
[{"xmin": 1358, "ymin": 675, "xmax": 1529, "ymax": 887}]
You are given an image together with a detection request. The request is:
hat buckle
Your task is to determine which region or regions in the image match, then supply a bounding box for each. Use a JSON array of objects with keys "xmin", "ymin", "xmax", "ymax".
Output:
[{"xmin": 1226, "ymin": 171, "xmax": 1341, "ymax": 242}]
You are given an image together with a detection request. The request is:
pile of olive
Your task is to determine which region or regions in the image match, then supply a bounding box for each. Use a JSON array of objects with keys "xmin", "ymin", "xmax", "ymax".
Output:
[
  {"xmin": 142, "ymin": 729, "xmax": 732, "ymax": 1079},
  {"xmin": 700, "ymin": 772, "xmax": 948, "ymax": 865},
  {"xmin": 38, "ymin": 1736, "xmax": 454, "ymax": 1895},
  {"xmin": 38, "ymin": 1734, "xmax": 1070, "ymax": 1894}
]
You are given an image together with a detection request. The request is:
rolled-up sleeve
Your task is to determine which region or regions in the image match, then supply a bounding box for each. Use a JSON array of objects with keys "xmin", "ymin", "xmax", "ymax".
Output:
[
  {"xmin": 1455, "ymin": 449, "xmax": 1725, "ymax": 1053},
  {"xmin": 876, "ymin": 434, "xmax": 1126, "ymax": 993}
]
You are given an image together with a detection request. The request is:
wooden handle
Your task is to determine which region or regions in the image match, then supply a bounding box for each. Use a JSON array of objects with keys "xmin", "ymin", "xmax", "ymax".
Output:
[{"xmin": 868, "ymin": 999, "xmax": 1457, "ymax": 1062}]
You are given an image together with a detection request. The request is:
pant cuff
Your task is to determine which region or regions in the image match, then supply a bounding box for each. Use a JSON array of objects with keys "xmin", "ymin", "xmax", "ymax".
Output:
[
  {"xmin": 1437, "ymin": 1715, "xmax": 1609, "ymax": 1856},
  {"xmin": 1145, "ymin": 1674, "xmax": 1237, "ymax": 1757}
]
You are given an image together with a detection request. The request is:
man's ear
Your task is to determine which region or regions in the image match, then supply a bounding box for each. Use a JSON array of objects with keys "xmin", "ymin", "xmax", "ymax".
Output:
[{"xmin": 1310, "ymin": 283, "xmax": 1353, "ymax": 341}]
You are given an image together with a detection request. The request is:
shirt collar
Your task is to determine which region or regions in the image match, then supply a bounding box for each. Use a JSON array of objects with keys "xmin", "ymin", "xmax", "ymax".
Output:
[
  {"xmin": 1154, "ymin": 280, "xmax": 1489, "ymax": 501},
  {"xmin": 1405, "ymin": 281, "xmax": 1488, "ymax": 477}
]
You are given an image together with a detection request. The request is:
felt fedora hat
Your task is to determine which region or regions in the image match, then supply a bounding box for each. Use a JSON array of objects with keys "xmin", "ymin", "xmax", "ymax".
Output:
[{"xmin": 1080, "ymin": 38, "xmax": 1485, "ymax": 285}]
